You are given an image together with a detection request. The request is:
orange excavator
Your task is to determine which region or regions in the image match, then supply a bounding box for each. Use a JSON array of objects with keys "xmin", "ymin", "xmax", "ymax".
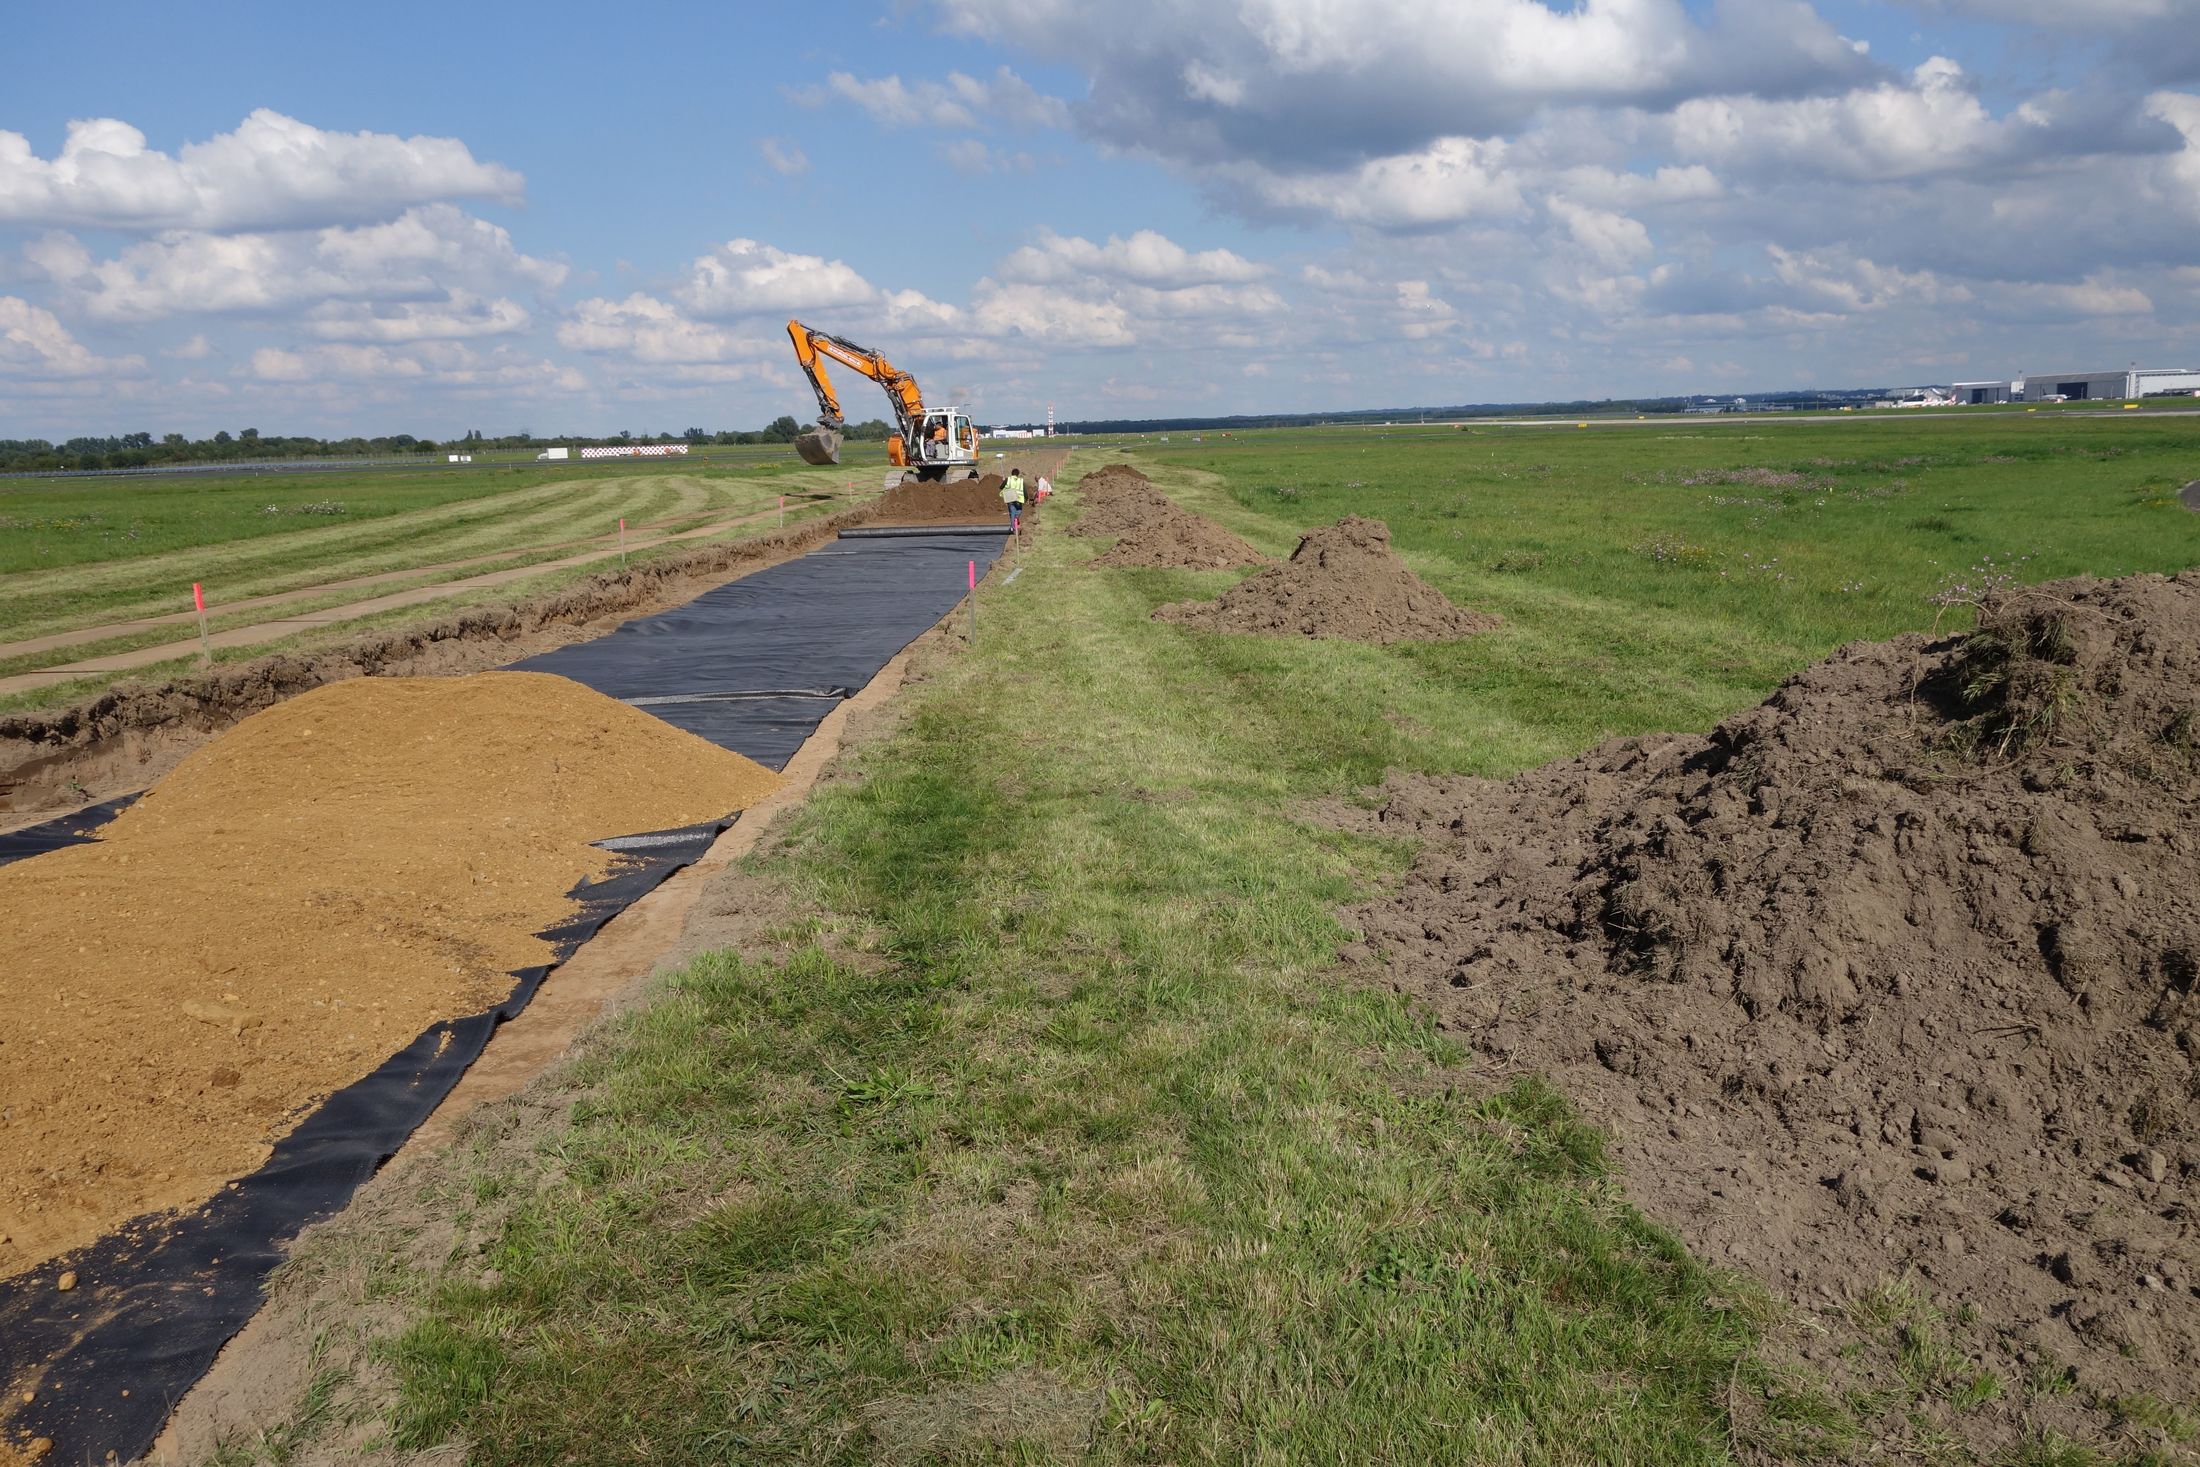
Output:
[{"xmin": 786, "ymin": 319, "xmax": 981, "ymax": 480}]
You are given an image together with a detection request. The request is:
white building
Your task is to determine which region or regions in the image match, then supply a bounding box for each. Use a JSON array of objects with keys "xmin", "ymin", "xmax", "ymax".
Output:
[{"xmin": 2014, "ymin": 368, "xmax": 2200, "ymax": 402}]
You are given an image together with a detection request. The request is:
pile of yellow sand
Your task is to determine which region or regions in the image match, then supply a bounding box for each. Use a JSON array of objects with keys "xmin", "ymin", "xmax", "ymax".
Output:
[{"xmin": 0, "ymin": 672, "xmax": 779, "ymax": 1278}]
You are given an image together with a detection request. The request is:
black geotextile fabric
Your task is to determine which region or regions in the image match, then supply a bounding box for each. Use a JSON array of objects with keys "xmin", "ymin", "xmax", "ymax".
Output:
[
  {"xmin": 0, "ymin": 819, "xmax": 727, "ymax": 1463},
  {"xmin": 0, "ymin": 527, "xmax": 1005, "ymax": 1464},
  {"xmin": 509, "ymin": 528, "xmax": 1007, "ymax": 714},
  {"xmin": 0, "ymin": 794, "xmax": 135, "ymax": 868}
]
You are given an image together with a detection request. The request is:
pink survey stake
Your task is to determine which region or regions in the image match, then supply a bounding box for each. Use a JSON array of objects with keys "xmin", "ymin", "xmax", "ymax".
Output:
[
  {"xmin": 192, "ymin": 582, "xmax": 204, "ymax": 612},
  {"xmin": 968, "ymin": 559, "xmax": 975, "ymax": 590}
]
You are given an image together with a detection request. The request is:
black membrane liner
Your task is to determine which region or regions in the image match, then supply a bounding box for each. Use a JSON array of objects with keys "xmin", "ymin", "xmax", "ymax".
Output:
[
  {"xmin": 0, "ymin": 816, "xmax": 727, "ymax": 1459},
  {"xmin": 0, "ymin": 794, "xmax": 136, "ymax": 868},
  {"xmin": 0, "ymin": 526, "xmax": 1008, "ymax": 1462}
]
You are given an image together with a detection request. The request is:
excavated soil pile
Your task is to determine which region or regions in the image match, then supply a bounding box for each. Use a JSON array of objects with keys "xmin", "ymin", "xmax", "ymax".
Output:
[
  {"xmin": 1066, "ymin": 483, "xmax": 1177, "ymax": 541},
  {"xmin": 0, "ymin": 672, "xmax": 779, "ymax": 1281},
  {"xmin": 1075, "ymin": 462, "xmax": 1151, "ymax": 494},
  {"xmin": 1062, "ymin": 463, "xmax": 1262, "ymax": 565},
  {"xmin": 1355, "ymin": 572, "xmax": 2200, "ymax": 1407},
  {"xmin": 1091, "ymin": 506, "xmax": 1268, "ymax": 570},
  {"xmin": 1155, "ymin": 516, "xmax": 1499, "ymax": 643},
  {"xmin": 868, "ymin": 473, "xmax": 1014, "ymax": 525}
]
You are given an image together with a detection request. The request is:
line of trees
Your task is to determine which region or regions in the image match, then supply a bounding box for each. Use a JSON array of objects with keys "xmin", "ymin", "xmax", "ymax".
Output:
[{"xmin": 0, "ymin": 419, "xmax": 895, "ymax": 474}]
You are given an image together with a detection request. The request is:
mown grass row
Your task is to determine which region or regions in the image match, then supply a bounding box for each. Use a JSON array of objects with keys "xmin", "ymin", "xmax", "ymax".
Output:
[
  {"xmin": 0, "ymin": 496, "xmax": 849, "ymax": 717},
  {"xmin": 0, "ymin": 465, "xmax": 870, "ymax": 642},
  {"xmin": 0, "ymin": 449, "xmax": 874, "ymax": 580}
]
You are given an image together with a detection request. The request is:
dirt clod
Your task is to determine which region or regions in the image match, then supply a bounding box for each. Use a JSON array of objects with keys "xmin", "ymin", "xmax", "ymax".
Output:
[
  {"xmin": 0, "ymin": 672, "xmax": 780, "ymax": 1281},
  {"xmin": 1156, "ymin": 516, "xmax": 1499, "ymax": 643},
  {"xmin": 1356, "ymin": 570, "xmax": 2200, "ymax": 1411}
]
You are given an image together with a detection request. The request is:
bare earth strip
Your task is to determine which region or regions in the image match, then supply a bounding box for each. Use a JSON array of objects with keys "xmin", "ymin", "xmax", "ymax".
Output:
[
  {"xmin": 0, "ymin": 500, "xmax": 819, "ymax": 698},
  {"xmin": 0, "ymin": 495, "xmax": 795, "ymax": 663}
]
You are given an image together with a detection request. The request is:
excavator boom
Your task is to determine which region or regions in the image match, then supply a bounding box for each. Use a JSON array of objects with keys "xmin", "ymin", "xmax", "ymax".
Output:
[
  {"xmin": 784, "ymin": 319, "xmax": 979, "ymax": 478},
  {"xmin": 786, "ymin": 319, "xmax": 928, "ymax": 466}
]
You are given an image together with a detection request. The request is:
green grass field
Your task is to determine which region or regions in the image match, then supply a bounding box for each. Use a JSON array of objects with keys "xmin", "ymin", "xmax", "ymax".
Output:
[
  {"xmin": 209, "ymin": 412, "xmax": 2200, "ymax": 1465},
  {"xmin": 0, "ymin": 451, "xmax": 894, "ymax": 711}
]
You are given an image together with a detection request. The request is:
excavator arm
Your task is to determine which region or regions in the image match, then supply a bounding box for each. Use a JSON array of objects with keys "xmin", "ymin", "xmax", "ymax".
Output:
[{"xmin": 786, "ymin": 318, "xmax": 927, "ymax": 466}]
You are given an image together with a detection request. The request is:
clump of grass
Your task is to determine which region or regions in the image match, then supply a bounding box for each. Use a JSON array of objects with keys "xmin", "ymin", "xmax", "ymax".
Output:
[
  {"xmin": 1949, "ymin": 600, "xmax": 2085, "ymax": 754},
  {"xmin": 2159, "ymin": 707, "xmax": 2200, "ymax": 764},
  {"xmin": 1635, "ymin": 534, "xmax": 1716, "ymax": 567}
]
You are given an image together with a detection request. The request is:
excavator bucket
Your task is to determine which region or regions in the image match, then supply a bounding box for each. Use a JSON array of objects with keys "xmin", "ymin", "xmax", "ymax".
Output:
[{"xmin": 794, "ymin": 426, "xmax": 843, "ymax": 465}]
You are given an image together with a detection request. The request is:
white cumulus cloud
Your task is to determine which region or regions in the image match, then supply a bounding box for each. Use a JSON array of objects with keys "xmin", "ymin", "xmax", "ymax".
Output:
[
  {"xmin": 305, "ymin": 291, "xmax": 531, "ymax": 343},
  {"xmin": 0, "ymin": 110, "xmax": 523, "ymax": 232},
  {"xmin": 758, "ymin": 137, "xmax": 811, "ymax": 176},
  {"xmin": 0, "ymin": 295, "xmax": 146, "ymax": 378},
  {"xmin": 995, "ymin": 229, "xmax": 1267, "ymax": 287},
  {"xmin": 559, "ymin": 293, "xmax": 763, "ymax": 364},
  {"xmin": 28, "ymin": 204, "xmax": 565, "ymax": 323},
  {"xmin": 679, "ymin": 238, "xmax": 878, "ymax": 317},
  {"xmin": 794, "ymin": 66, "xmax": 1071, "ymax": 132}
]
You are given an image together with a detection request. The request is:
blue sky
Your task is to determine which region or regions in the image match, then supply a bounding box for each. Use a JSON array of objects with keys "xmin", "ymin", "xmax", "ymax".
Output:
[{"xmin": 5, "ymin": 0, "xmax": 2198, "ymax": 438}]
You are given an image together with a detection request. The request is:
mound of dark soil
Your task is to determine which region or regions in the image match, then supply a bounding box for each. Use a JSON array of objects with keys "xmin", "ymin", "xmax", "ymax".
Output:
[
  {"xmin": 1067, "ymin": 482, "xmax": 1177, "ymax": 540},
  {"xmin": 1074, "ymin": 462, "xmax": 1150, "ymax": 496},
  {"xmin": 1154, "ymin": 516, "xmax": 1499, "ymax": 643},
  {"xmin": 1354, "ymin": 573, "xmax": 2200, "ymax": 1415},
  {"xmin": 868, "ymin": 473, "xmax": 1013, "ymax": 525},
  {"xmin": 1091, "ymin": 507, "xmax": 1268, "ymax": 570}
]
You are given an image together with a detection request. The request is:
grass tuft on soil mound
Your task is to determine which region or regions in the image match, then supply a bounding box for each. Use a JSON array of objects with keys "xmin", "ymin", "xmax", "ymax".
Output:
[
  {"xmin": 1358, "ymin": 569, "xmax": 2200, "ymax": 1427},
  {"xmin": 1155, "ymin": 515, "xmax": 1501, "ymax": 643},
  {"xmin": 0, "ymin": 672, "xmax": 778, "ymax": 1285}
]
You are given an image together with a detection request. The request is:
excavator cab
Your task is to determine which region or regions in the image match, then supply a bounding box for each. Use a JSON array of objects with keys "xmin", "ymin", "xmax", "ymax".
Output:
[{"xmin": 909, "ymin": 409, "xmax": 980, "ymax": 478}]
